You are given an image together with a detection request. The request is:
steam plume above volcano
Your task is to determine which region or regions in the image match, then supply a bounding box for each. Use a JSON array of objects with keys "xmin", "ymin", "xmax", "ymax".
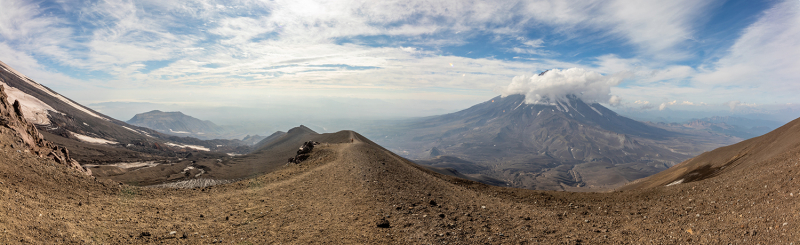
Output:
[{"xmin": 501, "ymin": 68, "xmax": 624, "ymax": 105}]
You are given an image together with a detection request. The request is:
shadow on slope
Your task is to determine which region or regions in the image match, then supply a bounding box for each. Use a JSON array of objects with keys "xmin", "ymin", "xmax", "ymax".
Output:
[
  {"xmin": 3, "ymin": 119, "xmax": 800, "ymax": 243},
  {"xmin": 621, "ymin": 116, "xmax": 800, "ymax": 190}
]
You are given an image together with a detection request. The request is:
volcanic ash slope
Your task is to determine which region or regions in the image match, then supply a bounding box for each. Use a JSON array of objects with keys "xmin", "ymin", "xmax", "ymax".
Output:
[{"xmin": 2, "ymin": 123, "xmax": 800, "ymax": 243}]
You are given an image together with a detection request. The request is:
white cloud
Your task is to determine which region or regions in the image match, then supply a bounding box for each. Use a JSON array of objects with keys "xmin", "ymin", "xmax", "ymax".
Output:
[
  {"xmin": 0, "ymin": 0, "xmax": 715, "ymax": 85},
  {"xmin": 0, "ymin": 0, "xmax": 75, "ymax": 65},
  {"xmin": 0, "ymin": 42, "xmax": 99, "ymax": 97},
  {"xmin": 0, "ymin": 0, "xmax": 69, "ymax": 42},
  {"xmin": 722, "ymin": 100, "xmax": 757, "ymax": 111},
  {"xmin": 501, "ymin": 68, "xmax": 626, "ymax": 105},
  {"xmin": 608, "ymin": 95, "xmax": 621, "ymax": 106},
  {"xmin": 523, "ymin": 39, "xmax": 544, "ymax": 48},
  {"xmin": 593, "ymin": 55, "xmax": 696, "ymax": 83},
  {"xmin": 89, "ymin": 40, "xmax": 172, "ymax": 65},
  {"xmin": 511, "ymin": 38, "xmax": 549, "ymax": 55},
  {"xmin": 724, "ymin": 100, "xmax": 740, "ymax": 111},
  {"xmin": 522, "ymin": 0, "xmax": 712, "ymax": 58},
  {"xmin": 633, "ymin": 100, "xmax": 654, "ymax": 109},
  {"xmin": 595, "ymin": 0, "xmax": 800, "ymax": 113},
  {"xmin": 600, "ymin": 0, "xmax": 713, "ymax": 58},
  {"xmin": 0, "ymin": 0, "xmax": 795, "ymax": 119},
  {"xmin": 658, "ymin": 100, "xmax": 677, "ymax": 111},
  {"xmin": 210, "ymin": 17, "xmax": 276, "ymax": 44},
  {"xmin": 0, "ymin": 42, "xmax": 42, "ymax": 74},
  {"xmin": 694, "ymin": 0, "xmax": 800, "ymax": 103}
]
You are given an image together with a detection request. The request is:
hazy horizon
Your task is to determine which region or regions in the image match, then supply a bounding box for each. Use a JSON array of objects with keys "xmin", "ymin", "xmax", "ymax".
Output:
[{"xmin": 85, "ymin": 95, "xmax": 796, "ymax": 140}]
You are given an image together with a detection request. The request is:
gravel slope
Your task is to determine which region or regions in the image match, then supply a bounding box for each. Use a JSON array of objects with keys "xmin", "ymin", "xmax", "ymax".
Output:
[{"xmin": 0, "ymin": 129, "xmax": 798, "ymax": 244}]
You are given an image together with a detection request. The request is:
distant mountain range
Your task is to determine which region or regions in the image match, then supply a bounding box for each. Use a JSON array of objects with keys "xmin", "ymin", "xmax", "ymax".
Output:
[
  {"xmin": 0, "ymin": 60, "xmax": 268, "ymax": 163},
  {"xmin": 4, "ymin": 59, "xmax": 799, "ymax": 244},
  {"xmin": 679, "ymin": 116, "xmax": 781, "ymax": 139},
  {"xmin": 127, "ymin": 110, "xmax": 224, "ymax": 135},
  {"xmin": 0, "ymin": 59, "xmax": 743, "ymax": 192},
  {"xmin": 126, "ymin": 110, "xmax": 291, "ymax": 146}
]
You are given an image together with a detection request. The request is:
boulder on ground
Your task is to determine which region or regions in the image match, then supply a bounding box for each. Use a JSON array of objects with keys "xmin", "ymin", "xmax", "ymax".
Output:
[{"xmin": 289, "ymin": 141, "xmax": 320, "ymax": 164}]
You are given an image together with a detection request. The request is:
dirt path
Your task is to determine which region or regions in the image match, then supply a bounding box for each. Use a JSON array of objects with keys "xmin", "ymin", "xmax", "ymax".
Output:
[{"xmin": 1, "ymin": 132, "xmax": 799, "ymax": 244}]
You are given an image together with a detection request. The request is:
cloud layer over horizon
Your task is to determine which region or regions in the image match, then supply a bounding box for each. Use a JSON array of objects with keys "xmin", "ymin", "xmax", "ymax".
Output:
[{"xmin": 0, "ymin": 0, "xmax": 798, "ymax": 120}]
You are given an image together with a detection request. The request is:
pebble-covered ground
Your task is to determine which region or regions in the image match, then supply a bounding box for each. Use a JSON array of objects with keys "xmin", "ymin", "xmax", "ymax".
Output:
[{"xmin": 0, "ymin": 131, "xmax": 798, "ymax": 244}]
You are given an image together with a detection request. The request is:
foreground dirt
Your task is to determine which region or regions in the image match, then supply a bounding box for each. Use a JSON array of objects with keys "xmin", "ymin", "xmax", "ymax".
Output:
[{"xmin": 1, "ymin": 131, "xmax": 799, "ymax": 244}]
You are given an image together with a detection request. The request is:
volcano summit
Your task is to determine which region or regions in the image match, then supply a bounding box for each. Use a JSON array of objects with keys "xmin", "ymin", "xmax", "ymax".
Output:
[{"xmin": 373, "ymin": 92, "xmax": 734, "ymax": 191}]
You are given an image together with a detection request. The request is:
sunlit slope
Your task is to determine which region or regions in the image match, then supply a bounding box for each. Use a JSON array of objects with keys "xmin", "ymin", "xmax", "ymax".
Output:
[
  {"xmin": 2, "ymin": 126, "xmax": 799, "ymax": 243},
  {"xmin": 0, "ymin": 61, "xmax": 157, "ymax": 144},
  {"xmin": 0, "ymin": 60, "xmax": 235, "ymax": 163},
  {"xmin": 621, "ymin": 116, "xmax": 800, "ymax": 190},
  {"xmin": 1, "ymin": 68, "xmax": 798, "ymax": 243}
]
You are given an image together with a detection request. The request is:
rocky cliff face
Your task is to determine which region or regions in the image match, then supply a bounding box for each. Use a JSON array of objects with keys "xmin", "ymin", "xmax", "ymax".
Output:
[{"xmin": 0, "ymin": 84, "xmax": 90, "ymax": 175}]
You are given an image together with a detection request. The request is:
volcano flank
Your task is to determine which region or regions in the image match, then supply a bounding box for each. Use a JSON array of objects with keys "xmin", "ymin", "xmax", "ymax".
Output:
[
  {"xmin": 0, "ymin": 60, "xmax": 797, "ymax": 244},
  {"xmin": 372, "ymin": 93, "xmax": 735, "ymax": 191}
]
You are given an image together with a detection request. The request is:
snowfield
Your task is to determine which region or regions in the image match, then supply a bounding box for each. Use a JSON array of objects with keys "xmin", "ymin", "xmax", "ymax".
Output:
[
  {"xmin": 164, "ymin": 142, "xmax": 210, "ymax": 151},
  {"xmin": 69, "ymin": 131, "xmax": 118, "ymax": 144},
  {"xmin": 0, "ymin": 61, "xmax": 110, "ymax": 121},
  {"xmin": 169, "ymin": 129, "xmax": 191, "ymax": 134},
  {"xmin": 0, "ymin": 80, "xmax": 59, "ymax": 125}
]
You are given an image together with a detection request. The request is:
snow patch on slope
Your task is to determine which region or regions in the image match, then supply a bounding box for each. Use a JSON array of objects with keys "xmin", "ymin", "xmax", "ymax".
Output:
[
  {"xmin": 589, "ymin": 104, "xmax": 603, "ymax": 116},
  {"xmin": 0, "ymin": 79, "xmax": 59, "ymax": 125},
  {"xmin": 121, "ymin": 125, "xmax": 154, "ymax": 137},
  {"xmin": 666, "ymin": 179, "xmax": 684, "ymax": 187},
  {"xmin": 513, "ymin": 101, "xmax": 524, "ymax": 111},
  {"xmin": 70, "ymin": 131, "xmax": 118, "ymax": 144},
  {"xmin": 121, "ymin": 125, "xmax": 138, "ymax": 133},
  {"xmin": 164, "ymin": 142, "xmax": 210, "ymax": 151},
  {"xmin": 556, "ymin": 101, "xmax": 568, "ymax": 112},
  {"xmin": 0, "ymin": 61, "xmax": 110, "ymax": 121},
  {"xmin": 169, "ymin": 129, "xmax": 190, "ymax": 134},
  {"xmin": 82, "ymin": 161, "xmax": 158, "ymax": 169}
]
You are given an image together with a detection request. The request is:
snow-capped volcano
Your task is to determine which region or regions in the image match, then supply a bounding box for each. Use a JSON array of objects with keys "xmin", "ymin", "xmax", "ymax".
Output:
[{"xmin": 374, "ymin": 93, "xmax": 703, "ymax": 191}]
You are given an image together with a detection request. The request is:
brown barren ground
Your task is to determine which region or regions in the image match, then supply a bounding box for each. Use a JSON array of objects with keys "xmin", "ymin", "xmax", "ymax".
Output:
[{"xmin": 1, "ymin": 130, "xmax": 799, "ymax": 244}]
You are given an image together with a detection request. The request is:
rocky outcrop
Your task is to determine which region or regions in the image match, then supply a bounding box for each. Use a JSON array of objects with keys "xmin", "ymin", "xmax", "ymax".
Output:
[
  {"xmin": 430, "ymin": 147, "xmax": 441, "ymax": 157},
  {"xmin": 288, "ymin": 141, "xmax": 319, "ymax": 164},
  {"xmin": 0, "ymin": 84, "xmax": 90, "ymax": 175}
]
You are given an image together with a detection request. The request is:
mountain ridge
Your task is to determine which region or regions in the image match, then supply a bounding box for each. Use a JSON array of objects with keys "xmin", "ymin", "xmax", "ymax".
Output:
[
  {"xmin": 127, "ymin": 110, "xmax": 225, "ymax": 136},
  {"xmin": 621, "ymin": 115, "xmax": 800, "ymax": 190},
  {"xmin": 0, "ymin": 60, "xmax": 253, "ymax": 163},
  {"xmin": 372, "ymin": 93, "xmax": 731, "ymax": 191},
  {"xmin": 0, "ymin": 59, "xmax": 798, "ymax": 243},
  {"xmin": 2, "ymin": 105, "xmax": 798, "ymax": 243}
]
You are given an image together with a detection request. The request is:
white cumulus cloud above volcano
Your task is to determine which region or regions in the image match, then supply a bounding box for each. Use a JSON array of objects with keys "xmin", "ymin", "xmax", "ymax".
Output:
[{"xmin": 501, "ymin": 68, "xmax": 625, "ymax": 105}]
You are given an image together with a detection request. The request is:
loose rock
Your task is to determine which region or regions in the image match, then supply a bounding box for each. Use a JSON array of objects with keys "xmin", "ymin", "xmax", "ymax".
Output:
[{"xmin": 376, "ymin": 218, "xmax": 391, "ymax": 228}]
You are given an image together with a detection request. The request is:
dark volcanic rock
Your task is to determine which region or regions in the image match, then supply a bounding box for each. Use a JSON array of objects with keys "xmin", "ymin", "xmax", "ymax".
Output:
[
  {"xmin": 288, "ymin": 141, "xmax": 319, "ymax": 164},
  {"xmin": 376, "ymin": 218, "xmax": 391, "ymax": 228},
  {"xmin": 430, "ymin": 147, "xmax": 441, "ymax": 157},
  {"xmin": 0, "ymin": 84, "xmax": 90, "ymax": 175}
]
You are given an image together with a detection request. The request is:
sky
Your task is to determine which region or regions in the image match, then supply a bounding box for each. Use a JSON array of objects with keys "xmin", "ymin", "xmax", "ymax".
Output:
[{"xmin": 1, "ymin": 0, "xmax": 799, "ymax": 128}]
